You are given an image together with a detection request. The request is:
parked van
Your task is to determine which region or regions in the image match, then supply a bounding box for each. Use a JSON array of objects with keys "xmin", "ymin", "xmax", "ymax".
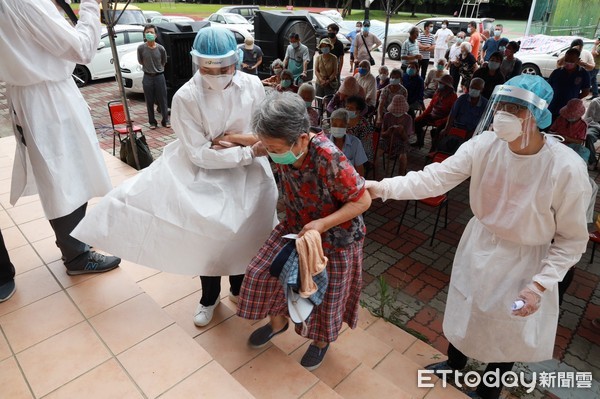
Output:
[
  {"xmin": 415, "ymin": 17, "xmax": 495, "ymax": 36},
  {"xmin": 99, "ymin": 3, "xmax": 146, "ymax": 26}
]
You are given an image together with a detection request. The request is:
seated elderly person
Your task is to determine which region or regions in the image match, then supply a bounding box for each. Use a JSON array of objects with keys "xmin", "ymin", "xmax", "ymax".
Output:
[
  {"xmin": 424, "ymin": 58, "xmax": 448, "ymax": 98},
  {"xmin": 380, "ymin": 95, "xmax": 413, "ymax": 176},
  {"xmin": 377, "ymin": 65, "xmax": 390, "ymax": 91},
  {"xmin": 550, "ymin": 98, "xmax": 589, "ymax": 163},
  {"xmin": 298, "ymin": 83, "xmax": 319, "ymax": 127},
  {"xmin": 345, "ymin": 95, "xmax": 375, "ymax": 167},
  {"xmin": 377, "ymin": 68, "xmax": 408, "ymax": 125},
  {"xmin": 439, "ymin": 77, "xmax": 488, "ymax": 140},
  {"xmin": 328, "ymin": 108, "xmax": 368, "ymax": 176},
  {"xmin": 402, "ymin": 60, "xmax": 425, "ymax": 116},
  {"xmin": 355, "ymin": 60, "xmax": 377, "ymax": 111},
  {"xmin": 473, "ymin": 51, "xmax": 505, "ymax": 100},
  {"xmin": 327, "ymin": 76, "xmax": 366, "ymax": 114},
  {"xmin": 412, "ymin": 74, "xmax": 457, "ymax": 149},
  {"xmin": 585, "ymin": 96, "xmax": 600, "ymax": 168},
  {"xmin": 262, "ymin": 59, "xmax": 284, "ymax": 87},
  {"xmin": 276, "ymin": 69, "xmax": 298, "ymax": 93}
]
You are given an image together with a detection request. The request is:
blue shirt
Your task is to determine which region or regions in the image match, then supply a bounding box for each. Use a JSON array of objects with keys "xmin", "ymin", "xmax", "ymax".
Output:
[
  {"xmin": 402, "ymin": 74, "xmax": 425, "ymax": 105},
  {"xmin": 449, "ymin": 93, "xmax": 489, "ymax": 133},
  {"xmin": 327, "ymin": 134, "xmax": 368, "ymax": 167},
  {"xmin": 346, "ymin": 30, "xmax": 359, "ymax": 53},
  {"xmin": 482, "ymin": 37, "xmax": 502, "ymax": 61},
  {"xmin": 548, "ymin": 67, "xmax": 591, "ymax": 117}
]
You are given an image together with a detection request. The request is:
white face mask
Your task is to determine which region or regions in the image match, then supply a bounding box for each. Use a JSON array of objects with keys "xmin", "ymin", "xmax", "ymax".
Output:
[
  {"xmin": 202, "ymin": 74, "xmax": 233, "ymax": 91},
  {"xmin": 330, "ymin": 127, "xmax": 346, "ymax": 138},
  {"xmin": 493, "ymin": 111, "xmax": 524, "ymax": 142}
]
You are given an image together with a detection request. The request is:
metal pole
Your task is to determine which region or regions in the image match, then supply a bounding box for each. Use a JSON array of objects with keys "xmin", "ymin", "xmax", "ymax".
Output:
[
  {"xmin": 101, "ymin": 0, "xmax": 141, "ymax": 170},
  {"xmin": 364, "ymin": 0, "xmax": 370, "ymax": 21},
  {"xmin": 381, "ymin": 0, "xmax": 391, "ymax": 66},
  {"xmin": 525, "ymin": 0, "xmax": 537, "ymax": 37}
]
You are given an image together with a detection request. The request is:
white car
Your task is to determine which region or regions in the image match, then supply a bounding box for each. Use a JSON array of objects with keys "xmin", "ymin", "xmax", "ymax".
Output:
[
  {"xmin": 120, "ymin": 25, "xmax": 253, "ymax": 94},
  {"xmin": 206, "ymin": 13, "xmax": 254, "ymax": 35},
  {"xmin": 73, "ymin": 25, "xmax": 145, "ymax": 87},
  {"xmin": 519, "ymin": 36, "xmax": 599, "ymax": 83},
  {"xmin": 143, "ymin": 10, "xmax": 162, "ymax": 23},
  {"xmin": 150, "ymin": 15, "xmax": 195, "ymax": 24}
]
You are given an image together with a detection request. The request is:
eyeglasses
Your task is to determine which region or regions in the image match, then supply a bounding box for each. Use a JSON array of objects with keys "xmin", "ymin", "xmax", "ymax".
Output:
[{"xmin": 498, "ymin": 103, "xmax": 527, "ymax": 115}]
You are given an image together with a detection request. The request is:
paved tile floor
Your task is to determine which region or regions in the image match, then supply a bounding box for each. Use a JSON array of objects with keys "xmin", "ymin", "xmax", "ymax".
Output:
[{"xmin": 0, "ymin": 49, "xmax": 598, "ymax": 398}]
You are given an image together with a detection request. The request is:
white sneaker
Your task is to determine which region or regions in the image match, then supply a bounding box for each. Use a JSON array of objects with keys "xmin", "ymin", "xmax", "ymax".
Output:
[{"xmin": 193, "ymin": 296, "xmax": 220, "ymax": 327}]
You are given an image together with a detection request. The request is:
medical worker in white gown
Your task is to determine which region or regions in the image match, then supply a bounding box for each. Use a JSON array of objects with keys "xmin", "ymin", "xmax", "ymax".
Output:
[
  {"xmin": 73, "ymin": 27, "xmax": 278, "ymax": 327},
  {"xmin": 0, "ymin": 0, "xmax": 120, "ymax": 276},
  {"xmin": 366, "ymin": 75, "xmax": 591, "ymax": 399}
]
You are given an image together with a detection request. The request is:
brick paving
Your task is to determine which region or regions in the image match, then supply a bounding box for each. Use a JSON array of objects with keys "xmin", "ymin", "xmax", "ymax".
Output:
[{"xmin": 1, "ymin": 48, "xmax": 599, "ymax": 398}]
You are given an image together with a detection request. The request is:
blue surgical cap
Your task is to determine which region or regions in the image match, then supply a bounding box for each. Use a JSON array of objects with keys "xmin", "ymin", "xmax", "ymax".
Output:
[
  {"xmin": 190, "ymin": 27, "xmax": 238, "ymax": 67},
  {"xmin": 490, "ymin": 75, "xmax": 554, "ymax": 129}
]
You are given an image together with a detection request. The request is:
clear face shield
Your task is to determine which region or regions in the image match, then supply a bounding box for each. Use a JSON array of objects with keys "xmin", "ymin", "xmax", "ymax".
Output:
[
  {"xmin": 473, "ymin": 85, "xmax": 550, "ymax": 149},
  {"xmin": 190, "ymin": 49, "xmax": 238, "ymax": 91}
]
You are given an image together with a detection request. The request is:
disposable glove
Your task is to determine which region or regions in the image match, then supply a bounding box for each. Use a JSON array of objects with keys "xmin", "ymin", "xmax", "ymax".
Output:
[{"xmin": 512, "ymin": 283, "xmax": 543, "ymax": 317}]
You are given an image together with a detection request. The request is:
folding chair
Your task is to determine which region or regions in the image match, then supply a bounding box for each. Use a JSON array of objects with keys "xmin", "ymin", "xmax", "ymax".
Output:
[
  {"xmin": 396, "ymin": 152, "xmax": 449, "ymax": 245},
  {"xmin": 107, "ymin": 100, "xmax": 143, "ymax": 156}
]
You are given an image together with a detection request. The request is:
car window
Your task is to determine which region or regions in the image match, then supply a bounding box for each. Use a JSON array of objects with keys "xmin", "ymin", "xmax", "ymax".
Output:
[
  {"xmin": 100, "ymin": 32, "xmax": 126, "ymax": 48},
  {"xmin": 240, "ymin": 9, "xmax": 251, "ymax": 17},
  {"xmin": 208, "ymin": 15, "xmax": 216, "ymax": 22},
  {"xmin": 226, "ymin": 14, "xmax": 248, "ymax": 24},
  {"xmin": 233, "ymin": 32, "xmax": 245, "ymax": 44},
  {"xmin": 447, "ymin": 22, "xmax": 461, "ymax": 35},
  {"xmin": 217, "ymin": 15, "xmax": 225, "ymax": 23},
  {"xmin": 127, "ymin": 31, "xmax": 144, "ymax": 45},
  {"xmin": 483, "ymin": 20, "xmax": 494, "ymax": 33}
]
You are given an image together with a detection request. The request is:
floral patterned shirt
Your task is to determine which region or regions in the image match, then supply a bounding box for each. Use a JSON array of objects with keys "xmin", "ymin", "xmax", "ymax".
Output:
[{"xmin": 278, "ymin": 133, "xmax": 366, "ymax": 250}]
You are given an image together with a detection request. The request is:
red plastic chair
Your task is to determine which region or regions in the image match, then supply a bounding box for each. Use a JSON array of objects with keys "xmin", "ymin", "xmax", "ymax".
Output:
[
  {"xmin": 396, "ymin": 152, "xmax": 449, "ymax": 245},
  {"xmin": 588, "ymin": 231, "xmax": 600, "ymax": 263},
  {"xmin": 107, "ymin": 100, "xmax": 143, "ymax": 156}
]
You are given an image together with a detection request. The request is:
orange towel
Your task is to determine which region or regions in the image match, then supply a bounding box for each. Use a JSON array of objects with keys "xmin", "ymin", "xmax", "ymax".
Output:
[{"xmin": 295, "ymin": 230, "xmax": 328, "ymax": 298}]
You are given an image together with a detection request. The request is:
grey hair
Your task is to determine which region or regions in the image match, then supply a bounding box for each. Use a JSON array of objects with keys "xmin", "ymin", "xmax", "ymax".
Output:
[
  {"xmin": 470, "ymin": 77, "xmax": 485, "ymax": 88},
  {"xmin": 252, "ymin": 92, "xmax": 310, "ymax": 145},
  {"xmin": 330, "ymin": 108, "xmax": 349, "ymax": 124},
  {"xmin": 298, "ymin": 82, "xmax": 315, "ymax": 98},
  {"xmin": 437, "ymin": 57, "xmax": 447, "ymax": 64},
  {"xmin": 460, "ymin": 41, "xmax": 472, "ymax": 52},
  {"xmin": 271, "ymin": 58, "xmax": 284, "ymax": 69}
]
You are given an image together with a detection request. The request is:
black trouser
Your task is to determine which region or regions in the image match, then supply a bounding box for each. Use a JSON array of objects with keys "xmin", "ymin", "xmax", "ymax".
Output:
[
  {"xmin": 415, "ymin": 116, "xmax": 437, "ymax": 147},
  {"xmin": 449, "ymin": 64, "xmax": 460, "ymax": 91},
  {"xmin": 48, "ymin": 203, "xmax": 90, "ymax": 267},
  {"xmin": 199, "ymin": 274, "xmax": 244, "ymax": 306},
  {"xmin": 142, "ymin": 73, "xmax": 169, "ymax": 126},
  {"xmin": 0, "ymin": 229, "xmax": 16, "ymax": 285},
  {"xmin": 585, "ymin": 126, "xmax": 600, "ymax": 166},
  {"xmin": 419, "ymin": 58, "xmax": 430, "ymax": 80},
  {"xmin": 447, "ymin": 343, "xmax": 514, "ymax": 399},
  {"xmin": 558, "ymin": 267, "xmax": 575, "ymax": 306}
]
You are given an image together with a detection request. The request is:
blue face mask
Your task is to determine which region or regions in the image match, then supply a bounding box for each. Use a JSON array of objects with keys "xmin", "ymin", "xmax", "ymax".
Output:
[
  {"xmin": 363, "ymin": 27, "xmax": 370, "ymax": 33},
  {"xmin": 145, "ymin": 33, "xmax": 156, "ymax": 42},
  {"xmin": 494, "ymin": 30, "xmax": 501, "ymax": 37},
  {"xmin": 358, "ymin": 68, "xmax": 368, "ymax": 76},
  {"xmin": 268, "ymin": 143, "xmax": 304, "ymax": 165},
  {"xmin": 436, "ymin": 64, "xmax": 444, "ymax": 71},
  {"xmin": 321, "ymin": 47, "xmax": 330, "ymax": 54},
  {"xmin": 305, "ymin": 101, "xmax": 312, "ymax": 108},
  {"xmin": 406, "ymin": 68, "xmax": 416, "ymax": 76},
  {"xmin": 281, "ymin": 79, "xmax": 292, "ymax": 88},
  {"xmin": 468, "ymin": 88, "xmax": 481, "ymax": 98},
  {"xmin": 292, "ymin": 42, "xmax": 300, "ymax": 49},
  {"xmin": 389, "ymin": 78, "xmax": 401, "ymax": 85},
  {"xmin": 346, "ymin": 110, "xmax": 357, "ymax": 119},
  {"xmin": 488, "ymin": 61, "xmax": 500, "ymax": 71}
]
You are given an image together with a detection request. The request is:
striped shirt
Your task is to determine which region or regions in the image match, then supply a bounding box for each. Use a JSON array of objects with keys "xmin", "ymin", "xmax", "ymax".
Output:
[
  {"xmin": 417, "ymin": 33, "xmax": 434, "ymax": 60},
  {"xmin": 401, "ymin": 39, "xmax": 419, "ymax": 66}
]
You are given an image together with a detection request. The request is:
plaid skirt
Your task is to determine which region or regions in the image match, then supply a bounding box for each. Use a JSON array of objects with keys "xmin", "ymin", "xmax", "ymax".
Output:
[{"xmin": 237, "ymin": 223, "xmax": 364, "ymax": 343}]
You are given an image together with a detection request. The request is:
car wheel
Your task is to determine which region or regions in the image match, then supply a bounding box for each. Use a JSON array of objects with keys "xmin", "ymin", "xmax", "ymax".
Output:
[
  {"xmin": 72, "ymin": 65, "xmax": 91, "ymax": 87},
  {"xmin": 387, "ymin": 44, "xmax": 401, "ymax": 60},
  {"xmin": 520, "ymin": 63, "xmax": 541, "ymax": 76}
]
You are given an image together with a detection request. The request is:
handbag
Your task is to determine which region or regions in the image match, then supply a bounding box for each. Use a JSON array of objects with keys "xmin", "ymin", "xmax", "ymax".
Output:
[
  {"xmin": 120, "ymin": 133, "xmax": 154, "ymax": 170},
  {"xmin": 361, "ymin": 34, "xmax": 376, "ymax": 66}
]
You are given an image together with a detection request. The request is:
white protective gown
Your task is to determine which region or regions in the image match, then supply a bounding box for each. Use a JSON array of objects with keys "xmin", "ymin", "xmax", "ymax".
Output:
[
  {"xmin": 0, "ymin": 0, "xmax": 112, "ymax": 219},
  {"xmin": 73, "ymin": 72, "xmax": 279, "ymax": 276},
  {"xmin": 377, "ymin": 131, "xmax": 591, "ymax": 362}
]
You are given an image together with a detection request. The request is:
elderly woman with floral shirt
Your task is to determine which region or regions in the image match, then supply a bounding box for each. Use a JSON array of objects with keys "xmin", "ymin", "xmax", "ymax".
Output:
[{"xmin": 236, "ymin": 92, "xmax": 371, "ymax": 371}]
